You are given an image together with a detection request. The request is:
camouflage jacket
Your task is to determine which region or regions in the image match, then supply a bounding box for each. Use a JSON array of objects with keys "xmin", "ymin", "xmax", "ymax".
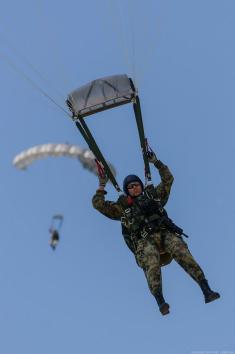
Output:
[{"xmin": 92, "ymin": 160, "xmax": 174, "ymax": 253}]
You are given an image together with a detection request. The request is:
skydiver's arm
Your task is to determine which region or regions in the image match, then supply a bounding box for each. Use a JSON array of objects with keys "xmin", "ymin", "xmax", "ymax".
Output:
[
  {"xmin": 153, "ymin": 160, "xmax": 174, "ymax": 206},
  {"xmin": 147, "ymin": 149, "xmax": 174, "ymax": 205},
  {"xmin": 92, "ymin": 189, "xmax": 122, "ymax": 220}
]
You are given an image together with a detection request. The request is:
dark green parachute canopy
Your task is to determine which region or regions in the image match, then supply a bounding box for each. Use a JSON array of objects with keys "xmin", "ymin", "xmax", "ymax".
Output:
[{"xmin": 66, "ymin": 74, "xmax": 136, "ymax": 118}]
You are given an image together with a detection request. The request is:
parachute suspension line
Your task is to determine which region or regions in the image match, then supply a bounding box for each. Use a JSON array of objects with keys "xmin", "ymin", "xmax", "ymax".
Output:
[
  {"xmin": 0, "ymin": 51, "xmax": 70, "ymax": 117},
  {"xmin": 136, "ymin": 1, "xmax": 166, "ymax": 83},
  {"xmin": 0, "ymin": 28, "xmax": 66, "ymax": 102},
  {"xmin": 110, "ymin": 0, "xmax": 135, "ymax": 81},
  {"xmin": 74, "ymin": 118, "xmax": 121, "ymax": 192},
  {"xmin": 126, "ymin": 0, "xmax": 137, "ymax": 87},
  {"xmin": 51, "ymin": 214, "xmax": 64, "ymax": 231},
  {"xmin": 33, "ymin": 1, "xmax": 71, "ymax": 90}
]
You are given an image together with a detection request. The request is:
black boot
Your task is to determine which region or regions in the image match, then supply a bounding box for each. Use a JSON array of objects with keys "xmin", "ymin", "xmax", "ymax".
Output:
[
  {"xmin": 154, "ymin": 291, "xmax": 170, "ymax": 315},
  {"xmin": 199, "ymin": 279, "xmax": 220, "ymax": 303}
]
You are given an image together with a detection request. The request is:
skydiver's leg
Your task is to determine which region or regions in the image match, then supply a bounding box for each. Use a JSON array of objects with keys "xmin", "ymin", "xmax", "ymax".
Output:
[
  {"xmin": 163, "ymin": 231, "xmax": 220, "ymax": 303},
  {"xmin": 135, "ymin": 238, "xmax": 162, "ymax": 294},
  {"xmin": 135, "ymin": 237, "xmax": 169, "ymax": 315},
  {"xmin": 163, "ymin": 231, "xmax": 205, "ymax": 282}
]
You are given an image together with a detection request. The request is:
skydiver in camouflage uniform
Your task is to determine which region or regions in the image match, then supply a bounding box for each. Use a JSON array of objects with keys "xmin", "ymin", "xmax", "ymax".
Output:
[{"xmin": 92, "ymin": 151, "xmax": 220, "ymax": 316}]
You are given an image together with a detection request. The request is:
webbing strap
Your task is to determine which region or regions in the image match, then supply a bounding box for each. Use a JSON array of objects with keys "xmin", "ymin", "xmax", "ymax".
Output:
[
  {"xmin": 133, "ymin": 96, "xmax": 152, "ymax": 182},
  {"xmin": 95, "ymin": 159, "xmax": 105, "ymax": 178},
  {"xmin": 75, "ymin": 118, "xmax": 121, "ymax": 192}
]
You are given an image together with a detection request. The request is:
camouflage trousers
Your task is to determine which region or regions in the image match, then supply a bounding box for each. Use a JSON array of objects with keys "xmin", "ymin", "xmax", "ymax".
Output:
[{"xmin": 135, "ymin": 230, "xmax": 205, "ymax": 296}]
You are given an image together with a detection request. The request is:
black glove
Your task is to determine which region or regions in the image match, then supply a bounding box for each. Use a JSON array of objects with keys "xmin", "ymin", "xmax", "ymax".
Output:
[
  {"xmin": 147, "ymin": 150, "xmax": 158, "ymax": 164},
  {"xmin": 95, "ymin": 159, "xmax": 109, "ymax": 187},
  {"xmin": 98, "ymin": 173, "xmax": 109, "ymax": 187}
]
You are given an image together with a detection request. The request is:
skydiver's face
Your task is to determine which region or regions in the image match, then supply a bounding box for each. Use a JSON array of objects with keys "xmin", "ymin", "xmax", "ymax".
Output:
[{"xmin": 127, "ymin": 182, "xmax": 143, "ymax": 197}]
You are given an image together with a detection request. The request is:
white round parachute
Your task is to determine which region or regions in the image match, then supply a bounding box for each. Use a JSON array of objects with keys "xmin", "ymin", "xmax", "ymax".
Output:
[{"xmin": 13, "ymin": 143, "xmax": 116, "ymax": 176}]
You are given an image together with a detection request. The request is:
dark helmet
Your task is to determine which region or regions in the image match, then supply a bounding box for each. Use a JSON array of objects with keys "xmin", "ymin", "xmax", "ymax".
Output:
[{"xmin": 123, "ymin": 174, "xmax": 144, "ymax": 195}]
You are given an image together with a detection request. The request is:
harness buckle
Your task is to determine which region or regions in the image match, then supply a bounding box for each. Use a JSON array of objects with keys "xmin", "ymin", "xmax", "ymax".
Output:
[
  {"xmin": 145, "ymin": 190, "xmax": 153, "ymax": 200},
  {"xmin": 121, "ymin": 216, "xmax": 128, "ymax": 226},
  {"xmin": 122, "ymin": 208, "xmax": 134, "ymax": 225},
  {"xmin": 121, "ymin": 212, "xmax": 134, "ymax": 227},
  {"xmin": 140, "ymin": 229, "xmax": 149, "ymax": 239}
]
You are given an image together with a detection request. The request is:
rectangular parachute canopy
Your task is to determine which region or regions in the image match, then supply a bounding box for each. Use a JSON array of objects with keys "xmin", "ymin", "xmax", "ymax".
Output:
[{"xmin": 66, "ymin": 74, "xmax": 136, "ymax": 118}]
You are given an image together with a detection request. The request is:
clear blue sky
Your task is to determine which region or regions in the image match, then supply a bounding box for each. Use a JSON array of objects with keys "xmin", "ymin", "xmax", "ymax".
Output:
[{"xmin": 0, "ymin": 1, "xmax": 234, "ymax": 353}]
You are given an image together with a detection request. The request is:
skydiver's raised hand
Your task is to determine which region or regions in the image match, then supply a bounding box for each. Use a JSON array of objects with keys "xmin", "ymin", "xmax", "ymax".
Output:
[
  {"xmin": 95, "ymin": 159, "xmax": 109, "ymax": 190},
  {"xmin": 98, "ymin": 173, "xmax": 109, "ymax": 188},
  {"xmin": 147, "ymin": 149, "xmax": 158, "ymax": 164}
]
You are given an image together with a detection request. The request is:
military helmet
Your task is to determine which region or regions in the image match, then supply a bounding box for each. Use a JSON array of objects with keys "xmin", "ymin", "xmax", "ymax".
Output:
[{"xmin": 123, "ymin": 174, "xmax": 144, "ymax": 195}]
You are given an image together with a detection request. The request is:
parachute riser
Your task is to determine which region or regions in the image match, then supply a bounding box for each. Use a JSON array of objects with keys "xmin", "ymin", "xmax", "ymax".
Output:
[
  {"xmin": 128, "ymin": 78, "xmax": 152, "ymax": 184},
  {"xmin": 74, "ymin": 118, "xmax": 121, "ymax": 192},
  {"xmin": 132, "ymin": 96, "xmax": 152, "ymax": 184},
  {"xmin": 50, "ymin": 214, "xmax": 64, "ymax": 232}
]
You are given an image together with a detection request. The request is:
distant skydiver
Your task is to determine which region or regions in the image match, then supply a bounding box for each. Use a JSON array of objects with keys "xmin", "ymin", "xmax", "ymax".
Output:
[
  {"xmin": 49, "ymin": 229, "xmax": 60, "ymax": 250},
  {"xmin": 92, "ymin": 150, "xmax": 220, "ymax": 316},
  {"xmin": 49, "ymin": 214, "xmax": 63, "ymax": 251}
]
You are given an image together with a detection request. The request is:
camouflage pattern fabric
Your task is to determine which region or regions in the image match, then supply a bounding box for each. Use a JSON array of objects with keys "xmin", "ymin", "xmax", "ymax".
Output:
[
  {"xmin": 92, "ymin": 160, "xmax": 174, "ymax": 219},
  {"xmin": 92, "ymin": 160, "xmax": 205, "ymax": 298},
  {"xmin": 135, "ymin": 231, "xmax": 205, "ymax": 296},
  {"xmin": 151, "ymin": 159, "xmax": 174, "ymax": 206},
  {"xmin": 92, "ymin": 190, "xmax": 122, "ymax": 220}
]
